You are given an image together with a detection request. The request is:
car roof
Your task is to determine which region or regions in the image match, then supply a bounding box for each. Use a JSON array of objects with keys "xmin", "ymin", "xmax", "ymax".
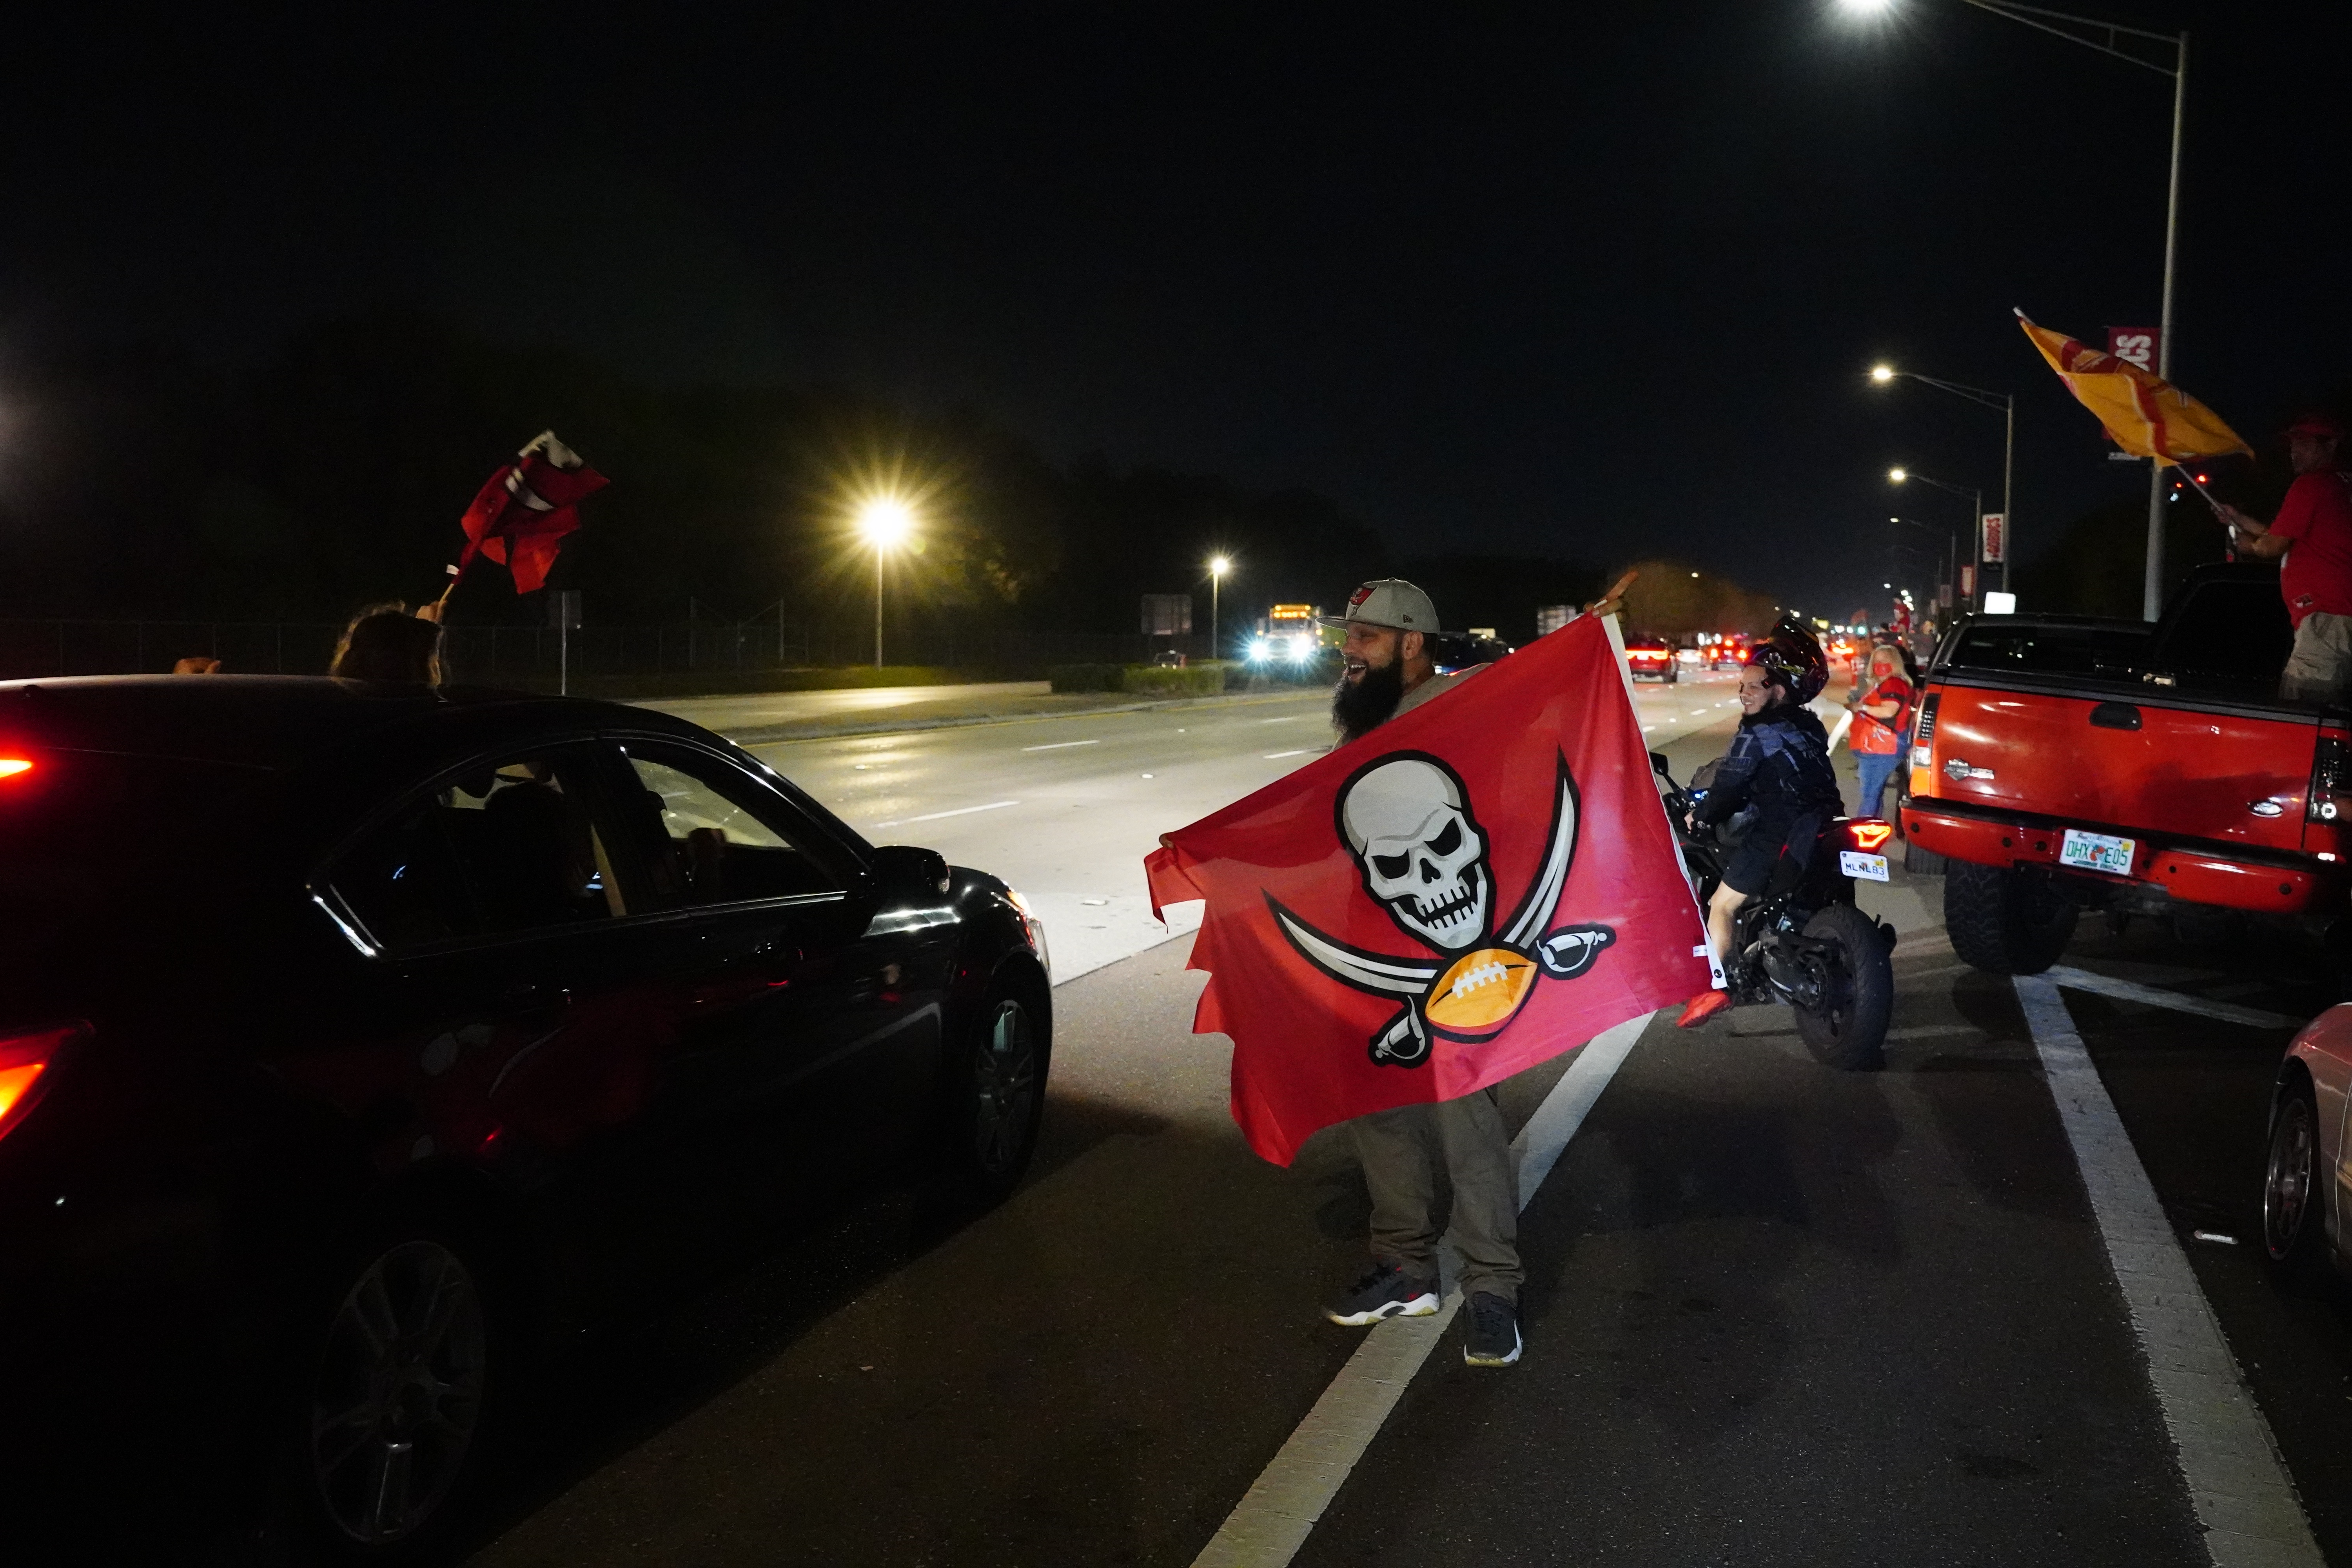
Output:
[{"xmin": 0, "ymin": 675, "xmax": 684, "ymax": 770}]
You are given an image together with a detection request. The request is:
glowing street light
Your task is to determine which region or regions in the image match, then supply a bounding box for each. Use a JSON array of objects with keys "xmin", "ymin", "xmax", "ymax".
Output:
[
  {"xmin": 1208, "ymin": 555, "xmax": 1231, "ymax": 659},
  {"xmin": 1869, "ymin": 364, "xmax": 1896, "ymax": 384},
  {"xmin": 1887, "ymin": 467, "xmax": 1908, "ymax": 484},
  {"xmin": 855, "ymin": 495, "xmax": 917, "ymax": 668}
]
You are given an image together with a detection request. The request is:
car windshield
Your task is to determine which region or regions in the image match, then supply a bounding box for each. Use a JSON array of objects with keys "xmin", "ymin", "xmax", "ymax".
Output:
[{"xmin": 0, "ymin": 747, "xmax": 265, "ymax": 948}]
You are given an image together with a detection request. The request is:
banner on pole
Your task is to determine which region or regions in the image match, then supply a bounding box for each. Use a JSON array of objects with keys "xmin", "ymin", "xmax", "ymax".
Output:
[{"xmin": 1980, "ymin": 513, "xmax": 2007, "ymax": 564}]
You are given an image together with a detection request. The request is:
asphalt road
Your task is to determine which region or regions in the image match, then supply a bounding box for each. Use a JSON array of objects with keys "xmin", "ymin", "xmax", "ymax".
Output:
[{"xmin": 444, "ymin": 668, "xmax": 2352, "ymax": 1568}]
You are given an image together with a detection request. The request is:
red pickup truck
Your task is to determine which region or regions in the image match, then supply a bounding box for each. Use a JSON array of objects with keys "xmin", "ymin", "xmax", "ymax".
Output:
[{"xmin": 1901, "ymin": 563, "xmax": 2352, "ymax": 974}]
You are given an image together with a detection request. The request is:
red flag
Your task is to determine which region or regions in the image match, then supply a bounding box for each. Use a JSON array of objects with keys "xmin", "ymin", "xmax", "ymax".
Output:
[
  {"xmin": 454, "ymin": 431, "xmax": 608, "ymax": 594},
  {"xmin": 1145, "ymin": 615, "xmax": 1712, "ymax": 1165}
]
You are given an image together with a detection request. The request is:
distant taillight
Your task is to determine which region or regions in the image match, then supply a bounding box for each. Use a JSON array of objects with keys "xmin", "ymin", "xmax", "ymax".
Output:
[
  {"xmin": 0, "ymin": 758, "xmax": 31, "ymax": 780},
  {"xmin": 1845, "ymin": 819, "xmax": 1895, "ymax": 853},
  {"xmin": 0, "ymin": 1022, "xmax": 83, "ymax": 1142}
]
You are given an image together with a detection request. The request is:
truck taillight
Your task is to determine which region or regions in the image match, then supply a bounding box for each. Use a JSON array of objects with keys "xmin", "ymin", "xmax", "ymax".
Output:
[
  {"xmin": 0, "ymin": 1022, "xmax": 83, "ymax": 1142},
  {"xmin": 2310, "ymin": 737, "xmax": 2352, "ymax": 823}
]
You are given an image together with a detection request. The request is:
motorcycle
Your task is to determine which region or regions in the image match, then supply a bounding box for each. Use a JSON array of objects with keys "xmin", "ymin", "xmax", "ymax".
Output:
[{"xmin": 1651, "ymin": 751, "xmax": 1897, "ymax": 1070}]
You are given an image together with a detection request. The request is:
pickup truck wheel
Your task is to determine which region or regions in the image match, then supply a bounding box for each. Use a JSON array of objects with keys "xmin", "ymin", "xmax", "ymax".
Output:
[
  {"xmin": 2263, "ymin": 1075, "xmax": 2329, "ymax": 1284},
  {"xmin": 1791, "ymin": 904, "xmax": 1892, "ymax": 1070},
  {"xmin": 1945, "ymin": 861, "xmax": 2076, "ymax": 975}
]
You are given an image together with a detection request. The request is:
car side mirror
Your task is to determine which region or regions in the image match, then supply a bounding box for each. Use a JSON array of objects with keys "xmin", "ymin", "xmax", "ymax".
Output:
[
  {"xmin": 869, "ymin": 844, "xmax": 952, "ymax": 901},
  {"xmin": 1650, "ymin": 751, "xmax": 1672, "ymax": 778}
]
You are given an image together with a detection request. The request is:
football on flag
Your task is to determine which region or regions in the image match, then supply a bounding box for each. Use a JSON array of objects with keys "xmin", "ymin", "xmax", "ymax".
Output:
[{"xmin": 1425, "ymin": 948, "xmax": 1540, "ymax": 1037}]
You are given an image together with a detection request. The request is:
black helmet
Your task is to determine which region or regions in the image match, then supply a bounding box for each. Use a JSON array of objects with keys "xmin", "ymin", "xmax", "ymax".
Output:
[{"xmin": 1744, "ymin": 616, "xmax": 1829, "ymax": 705}]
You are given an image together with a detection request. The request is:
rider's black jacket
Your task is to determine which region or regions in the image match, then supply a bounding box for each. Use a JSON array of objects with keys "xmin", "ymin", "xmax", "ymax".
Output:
[{"xmin": 1693, "ymin": 702, "xmax": 1844, "ymax": 840}]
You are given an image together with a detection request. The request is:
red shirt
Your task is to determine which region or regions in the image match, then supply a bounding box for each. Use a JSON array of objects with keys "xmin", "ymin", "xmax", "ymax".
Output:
[
  {"xmin": 1849, "ymin": 675, "xmax": 1913, "ymax": 755},
  {"xmin": 2271, "ymin": 468, "xmax": 2352, "ymax": 626}
]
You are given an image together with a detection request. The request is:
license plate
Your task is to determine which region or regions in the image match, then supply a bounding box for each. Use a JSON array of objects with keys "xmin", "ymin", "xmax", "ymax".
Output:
[
  {"xmin": 2058, "ymin": 828, "xmax": 2136, "ymax": 876},
  {"xmin": 1839, "ymin": 850, "xmax": 1890, "ymax": 882}
]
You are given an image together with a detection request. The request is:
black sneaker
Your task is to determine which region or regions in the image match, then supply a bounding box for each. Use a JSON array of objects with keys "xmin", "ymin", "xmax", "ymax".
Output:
[
  {"xmin": 1462, "ymin": 1291, "xmax": 1521, "ymax": 1366},
  {"xmin": 1323, "ymin": 1261, "xmax": 1440, "ymax": 1326}
]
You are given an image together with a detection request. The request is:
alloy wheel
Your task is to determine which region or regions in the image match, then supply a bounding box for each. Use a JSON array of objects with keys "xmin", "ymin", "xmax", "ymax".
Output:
[
  {"xmin": 2265, "ymin": 1095, "xmax": 2318, "ymax": 1263},
  {"xmin": 308, "ymin": 1240, "xmax": 488, "ymax": 1546},
  {"xmin": 971, "ymin": 997, "xmax": 1041, "ymax": 1174}
]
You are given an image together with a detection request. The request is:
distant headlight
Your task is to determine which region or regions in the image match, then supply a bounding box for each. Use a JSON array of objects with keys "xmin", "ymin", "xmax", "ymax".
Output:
[
  {"xmin": 1289, "ymin": 635, "xmax": 1314, "ymax": 661},
  {"xmin": 1249, "ymin": 639, "xmax": 1270, "ymax": 661}
]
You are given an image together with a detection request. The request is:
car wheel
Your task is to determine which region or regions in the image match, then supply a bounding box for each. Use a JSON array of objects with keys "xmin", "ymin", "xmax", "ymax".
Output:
[
  {"xmin": 949, "ymin": 985, "xmax": 1047, "ymax": 1200},
  {"xmin": 2263, "ymin": 1075, "xmax": 2330, "ymax": 1283},
  {"xmin": 1945, "ymin": 860, "xmax": 2075, "ymax": 975},
  {"xmin": 296, "ymin": 1235, "xmax": 493, "ymax": 1556}
]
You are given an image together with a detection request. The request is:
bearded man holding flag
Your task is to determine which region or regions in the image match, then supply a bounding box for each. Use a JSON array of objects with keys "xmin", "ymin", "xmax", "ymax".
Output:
[{"xmin": 1146, "ymin": 578, "xmax": 1710, "ymax": 1368}]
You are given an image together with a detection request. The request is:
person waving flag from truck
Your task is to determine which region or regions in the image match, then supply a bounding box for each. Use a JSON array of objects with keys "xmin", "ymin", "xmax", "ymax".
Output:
[{"xmin": 2215, "ymin": 414, "xmax": 2352, "ymax": 702}]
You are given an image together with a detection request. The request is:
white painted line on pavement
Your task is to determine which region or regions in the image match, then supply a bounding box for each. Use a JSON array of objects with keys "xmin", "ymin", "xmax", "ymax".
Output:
[
  {"xmin": 1020, "ymin": 739, "xmax": 1100, "ymax": 751},
  {"xmin": 2014, "ymin": 976, "xmax": 2322, "ymax": 1568},
  {"xmin": 1263, "ymin": 750, "xmax": 1308, "ymax": 760},
  {"xmin": 871, "ymin": 800, "xmax": 1019, "ymax": 827},
  {"xmin": 2046, "ymin": 965, "xmax": 2301, "ymax": 1031},
  {"xmin": 1191, "ymin": 1011, "xmax": 1655, "ymax": 1568}
]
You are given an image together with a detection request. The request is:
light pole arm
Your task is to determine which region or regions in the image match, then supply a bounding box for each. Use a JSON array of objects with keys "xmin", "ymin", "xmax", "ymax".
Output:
[
  {"xmin": 1898, "ymin": 371, "xmax": 2013, "ymax": 414},
  {"xmin": 1955, "ymin": 0, "xmax": 2178, "ymax": 73}
]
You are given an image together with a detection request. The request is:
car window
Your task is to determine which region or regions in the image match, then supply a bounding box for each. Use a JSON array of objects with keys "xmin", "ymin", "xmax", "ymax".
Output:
[
  {"xmin": 624, "ymin": 749, "xmax": 844, "ymax": 906},
  {"xmin": 330, "ymin": 750, "xmax": 628, "ymax": 951}
]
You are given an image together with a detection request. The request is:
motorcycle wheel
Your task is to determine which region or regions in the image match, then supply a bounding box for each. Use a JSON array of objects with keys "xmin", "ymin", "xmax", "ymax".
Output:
[{"xmin": 1791, "ymin": 903, "xmax": 1893, "ymax": 1070}]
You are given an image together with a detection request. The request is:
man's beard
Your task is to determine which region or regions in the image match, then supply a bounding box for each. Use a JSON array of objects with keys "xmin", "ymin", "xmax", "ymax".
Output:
[{"xmin": 1332, "ymin": 658, "xmax": 1406, "ymax": 741}]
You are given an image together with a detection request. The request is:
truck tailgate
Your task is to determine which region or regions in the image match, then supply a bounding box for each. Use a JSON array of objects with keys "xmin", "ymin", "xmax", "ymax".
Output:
[{"xmin": 1928, "ymin": 682, "xmax": 2318, "ymax": 853}]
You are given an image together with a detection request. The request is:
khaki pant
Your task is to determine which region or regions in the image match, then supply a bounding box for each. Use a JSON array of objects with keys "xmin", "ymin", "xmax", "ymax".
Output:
[
  {"xmin": 2282, "ymin": 611, "xmax": 2352, "ymax": 703},
  {"xmin": 1348, "ymin": 1085, "xmax": 1521, "ymax": 1304}
]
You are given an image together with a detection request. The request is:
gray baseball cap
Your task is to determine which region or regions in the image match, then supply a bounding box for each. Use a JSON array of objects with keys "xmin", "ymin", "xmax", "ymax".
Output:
[{"xmin": 1320, "ymin": 578, "xmax": 1445, "ymax": 633}]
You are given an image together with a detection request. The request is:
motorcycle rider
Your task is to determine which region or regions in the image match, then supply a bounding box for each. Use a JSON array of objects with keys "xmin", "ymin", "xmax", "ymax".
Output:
[{"xmin": 1677, "ymin": 621, "xmax": 1843, "ymax": 1029}]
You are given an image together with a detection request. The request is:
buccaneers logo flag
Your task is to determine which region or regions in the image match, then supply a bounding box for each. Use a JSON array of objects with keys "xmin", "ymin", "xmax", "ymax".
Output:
[
  {"xmin": 451, "ymin": 431, "xmax": 610, "ymax": 595},
  {"xmin": 1145, "ymin": 615, "xmax": 1712, "ymax": 1165}
]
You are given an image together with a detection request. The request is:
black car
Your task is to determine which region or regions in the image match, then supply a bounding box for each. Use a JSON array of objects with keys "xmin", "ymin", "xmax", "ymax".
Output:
[{"xmin": 0, "ymin": 676, "xmax": 1052, "ymax": 1555}]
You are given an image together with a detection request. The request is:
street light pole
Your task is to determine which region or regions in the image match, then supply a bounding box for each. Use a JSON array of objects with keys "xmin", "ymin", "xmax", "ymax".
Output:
[
  {"xmin": 853, "ymin": 495, "xmax": 916, "ymax": 670},
  {"xmin": 1871, "ymin": 366, "xmax": 2015, "ymax": 590},
  {"xmin": 1947, "ymin": 1, "xmax": 2188, "ymax": 621},
  {"xmin": 1889, "ymin": 469, "xmax": 1984, "ymax": 608},
  {"xmin": 874, "ymin": 548, "xmax": 885, "ymax": 668},
  {"xmin": 1208, "ymin": 555, "xmax": 1230, "ymax": 662}
]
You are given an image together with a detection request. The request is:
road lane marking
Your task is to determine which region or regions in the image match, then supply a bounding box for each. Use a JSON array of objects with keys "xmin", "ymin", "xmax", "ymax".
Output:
[
  {"xmin": 1021, "ymin": 739, "xmax": 1101, "ymax": 751},
  {"xmin": 1190, "ymin": 1011, "xmax": 1654, "ymax": 1568},
  {"xmin": 2014, "ymin": 976, "xmax": 2322, "ymax": 1568},
  {"xmin": 871, "ymin": 800, "xmax": 1019, "ymax": 827},
  {"xmin": 1263, "ymin": 750, "xmax": 1308, "ymax": 760},
  {"xmin": 2046, "ymin": 965, "xmax": 2301, "ymax": 1031}
]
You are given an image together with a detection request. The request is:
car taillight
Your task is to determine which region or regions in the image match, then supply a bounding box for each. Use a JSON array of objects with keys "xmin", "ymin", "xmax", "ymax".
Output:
[
  {"xmin": 0, "ymin": 1022, "xmax": 82, "ymax": 1142},
  {"xmin": 2310, "ymin": 737, "xmax": 2352, "ymax": 823},
  {"xmin": 1845, "ymin": 819, "xmax": 1895, "ymax": 853},
  {"xmin": 0, "ymin": 758, "xmax": 31, "ymax": 780},
  {"xmin": 1909, "ymin": 693, "xmax": 1940, "ymax": 769}
]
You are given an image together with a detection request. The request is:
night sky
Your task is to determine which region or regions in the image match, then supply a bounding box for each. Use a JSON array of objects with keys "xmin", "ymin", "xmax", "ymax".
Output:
[{"xmin": 3, "ymin": 1, "xmax": 2344, "ymax": 621}]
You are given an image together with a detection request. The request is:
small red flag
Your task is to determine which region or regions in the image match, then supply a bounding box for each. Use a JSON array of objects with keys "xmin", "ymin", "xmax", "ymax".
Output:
[
  {"xmin": 454, "ymin": 431, "xmax": 608, "ymax": 595},
  {"xmin": 1145, "ymin": 615, "xmax": 1713, "ymax": 1165}
]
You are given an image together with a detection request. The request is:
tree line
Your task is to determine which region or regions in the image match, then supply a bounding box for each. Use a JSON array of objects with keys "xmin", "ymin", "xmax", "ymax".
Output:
[{"xmin": 0, "ymin": 311, "xmax": 1786, "ymax": 650}]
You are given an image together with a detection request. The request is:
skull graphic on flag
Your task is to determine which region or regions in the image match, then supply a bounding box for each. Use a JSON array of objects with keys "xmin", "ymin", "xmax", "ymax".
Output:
[{"xmin": 1272, "ymin": 751, "xmax": 1614, "ymax": 1067}]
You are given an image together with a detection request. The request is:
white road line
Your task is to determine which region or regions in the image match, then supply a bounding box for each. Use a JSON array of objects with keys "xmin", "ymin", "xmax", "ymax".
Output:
[
  {"xmin": 1020, "ymin": 739, "xmax": 1100, "ymax": 751},
  {"xmin": 2046, "ymin": 965, "xmax": 2302, "ymax": 1031},
  {"xmin": 2014, "ymin": 976, "xmax": 2321, "ymax": 1568},
  {"xmin": 1190, "ymin": 1011, "xmax": 1654, "ymax": 1568},
  {"xmin": 1260, "ymin": 715, "xmax": 1306, "ymax": 724},
  {"xmin": 1264, "ymin": 750, "xmax": 1308, "ymax": 760},
  {"xmin": 871, "ymin": 800, "xmax": 1019, "ymax": 827}
]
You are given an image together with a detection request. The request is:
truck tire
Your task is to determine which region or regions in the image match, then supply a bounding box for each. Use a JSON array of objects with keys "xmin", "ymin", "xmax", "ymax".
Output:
[
  {"xmin": 1902, "ymin": 839, "xmax": 1947, "ymax": 876},
  {"xmin": 1791, "ymin": 903, "xmax": 1893, "ymax": 1070},
  {"xmin": 1945, "ymin": 860, "xmax": 2077, "ymax": 975}
]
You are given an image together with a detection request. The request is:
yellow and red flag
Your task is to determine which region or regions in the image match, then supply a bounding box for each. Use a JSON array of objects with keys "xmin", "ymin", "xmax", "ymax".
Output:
[{"xmin": 2017, "ymin": 311, "xmax": 2250, "ymax": 466}]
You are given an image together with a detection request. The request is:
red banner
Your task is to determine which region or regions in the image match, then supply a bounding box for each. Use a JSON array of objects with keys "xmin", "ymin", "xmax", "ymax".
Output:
[{"xmin": 1145, "ymin": 616, "xmax": 1712, "ymax": 1165}]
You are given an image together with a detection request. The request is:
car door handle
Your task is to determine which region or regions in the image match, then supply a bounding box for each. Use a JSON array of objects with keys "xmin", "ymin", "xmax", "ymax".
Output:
[{"xmin": 2089, "ymin": 702, "xmax": 2143, "ymax": 731}]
